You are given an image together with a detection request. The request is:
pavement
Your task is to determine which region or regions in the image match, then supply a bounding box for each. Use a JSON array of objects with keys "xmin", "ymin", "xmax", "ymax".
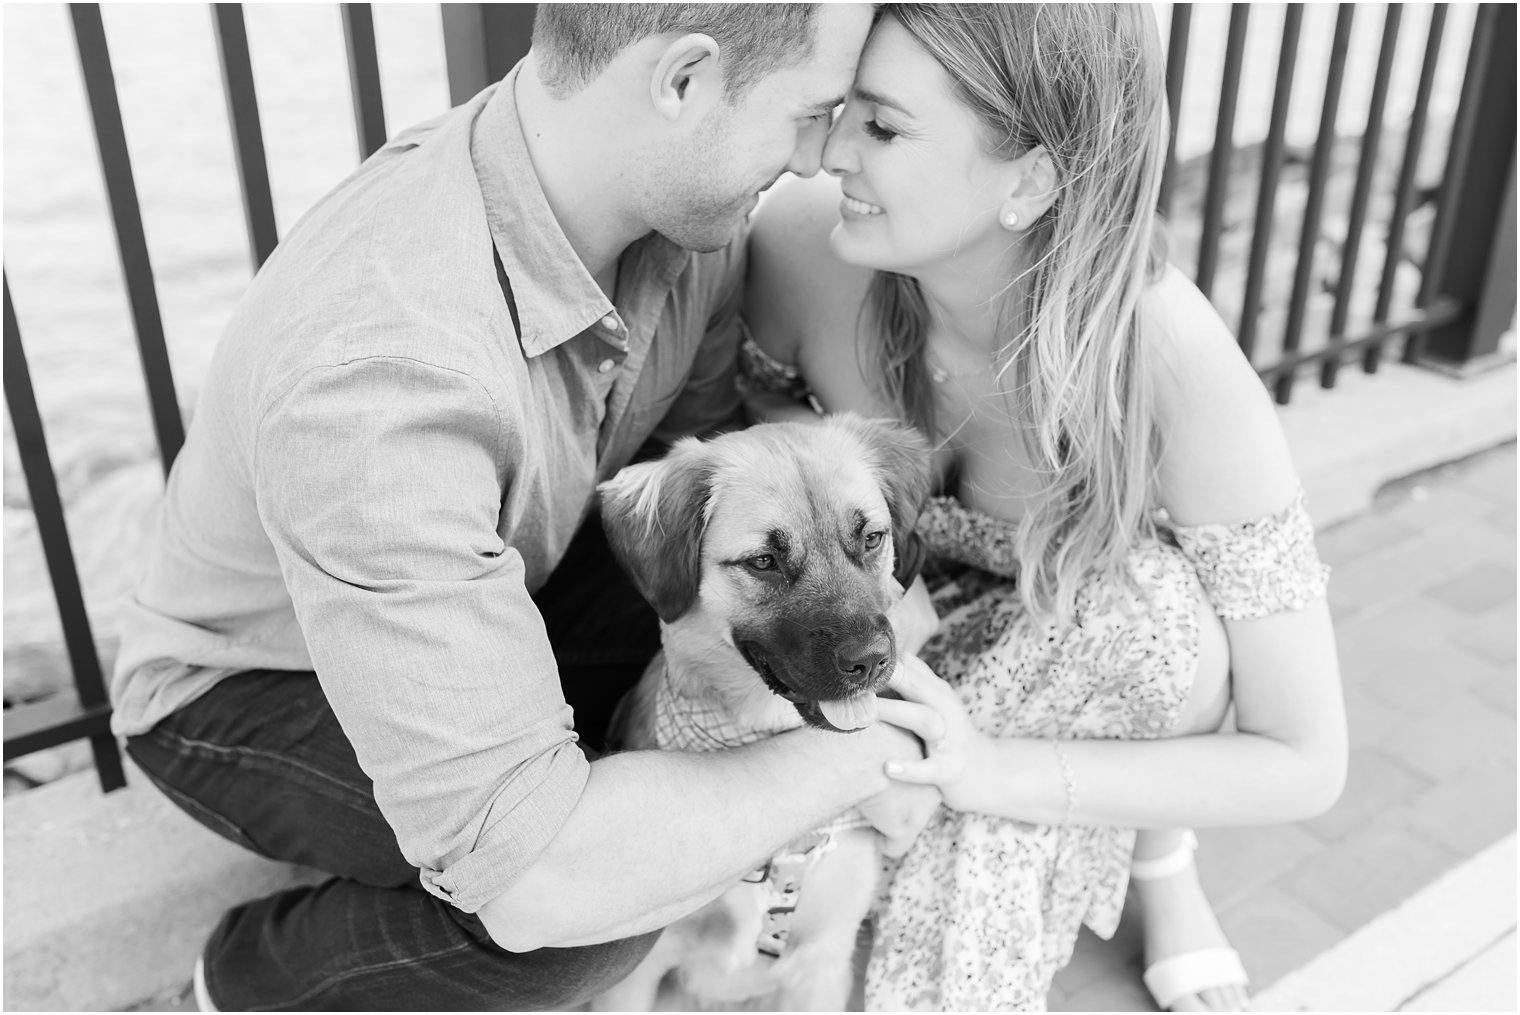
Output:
[{"xmin": 1048, "ymin": 440, "xmax": 1518, "ymax": 1013}]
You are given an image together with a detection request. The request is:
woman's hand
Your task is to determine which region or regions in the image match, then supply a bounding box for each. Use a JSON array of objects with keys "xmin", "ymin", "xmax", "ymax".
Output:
[{"xmin": 877, "ymin": 655, "xmax": 995, "ymax": 814}]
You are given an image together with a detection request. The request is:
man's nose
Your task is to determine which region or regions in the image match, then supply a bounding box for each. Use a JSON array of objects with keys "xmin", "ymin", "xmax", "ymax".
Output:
[{"xmin": 786, "ymin": 119, "xmax": 829, "ymax": 179}]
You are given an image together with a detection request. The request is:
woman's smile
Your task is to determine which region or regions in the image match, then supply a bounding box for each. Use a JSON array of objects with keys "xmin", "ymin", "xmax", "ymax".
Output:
[{"xmin": 840, "ymin": 194, "xmax": 885, "ymax": 218}]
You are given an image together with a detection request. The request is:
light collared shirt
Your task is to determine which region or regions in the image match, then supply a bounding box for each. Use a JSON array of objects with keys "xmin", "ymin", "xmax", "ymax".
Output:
[{"xmin": 110, "ymin": 65, "xmax": 745, "ymax": 913}]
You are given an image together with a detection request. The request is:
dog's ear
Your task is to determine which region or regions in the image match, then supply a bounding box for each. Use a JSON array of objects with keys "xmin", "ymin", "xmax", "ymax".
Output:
[
  {"xmin": 597, "ymin": 441, "xmax": 713, "ymax": 623},
  {"xmin": 840, "ymin": 415, "xmax": 934, "ymax": 583}
]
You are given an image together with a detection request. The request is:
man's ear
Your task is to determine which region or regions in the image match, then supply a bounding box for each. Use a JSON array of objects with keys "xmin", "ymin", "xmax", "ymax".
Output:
[
  {"xmin": 999, "ymin": 145, "xmax": 1061, "ymax": 230},
  {"xmin": 597, "ymin": 440, "xmax": 713, "ymax": 623},
  {"xmin": 649, "ymin": 33, "xmax": 723, "ymax": 121},
  {"xmin": 840, "ymin": 414, "xmax": 933, "ymax": 567}
]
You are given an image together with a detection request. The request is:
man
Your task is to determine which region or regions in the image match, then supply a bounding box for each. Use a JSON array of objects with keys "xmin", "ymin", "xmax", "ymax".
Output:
[{"xmin": 110, "ymin": 4, "xmax": 928, "ymax": 1011}]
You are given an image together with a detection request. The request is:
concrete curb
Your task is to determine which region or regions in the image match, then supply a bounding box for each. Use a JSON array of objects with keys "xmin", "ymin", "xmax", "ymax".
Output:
[
  {"xmin": 1280, "ymin": 359, "xmax": 1516, "ymax": 530},
  {"xmin": 2, "ymin": 759, "xmax": 320, "ymax": 1012},
  {"xmin": 1401, "ymin": 931, "xmax": 1517, "ymax": 1012},
  {"xmin": 1252, "ymin": 834, "xmax": 1516, "ymax": 1012}
]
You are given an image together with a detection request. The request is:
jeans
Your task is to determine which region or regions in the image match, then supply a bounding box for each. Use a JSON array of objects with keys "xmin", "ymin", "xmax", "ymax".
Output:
[{"xmin": 126, "ymin": 516, "xmax": 663, "ymax": 1011}]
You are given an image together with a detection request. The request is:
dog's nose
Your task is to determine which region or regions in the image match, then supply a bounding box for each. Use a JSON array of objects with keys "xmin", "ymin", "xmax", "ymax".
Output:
[{"xmin": 835, "ymin": 632, "xmax": 893, "ymax": 683}]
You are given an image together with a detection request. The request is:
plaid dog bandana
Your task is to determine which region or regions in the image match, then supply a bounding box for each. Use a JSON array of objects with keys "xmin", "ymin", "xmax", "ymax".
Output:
[{"xmin": 652, "ymin": 672, "xmax": 799, "ymax": 752}]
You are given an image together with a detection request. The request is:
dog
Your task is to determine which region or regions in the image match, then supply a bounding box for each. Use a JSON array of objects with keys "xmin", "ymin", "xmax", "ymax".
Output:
[{"xmin": 592, "ymin": 413, "xmax": 932, "ymax": 1011}]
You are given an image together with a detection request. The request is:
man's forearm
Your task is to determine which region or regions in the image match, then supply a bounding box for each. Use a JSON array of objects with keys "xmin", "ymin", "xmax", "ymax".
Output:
[{"xmin": 476, "ymin": 723, "xmax": 909, "ymax": 951}]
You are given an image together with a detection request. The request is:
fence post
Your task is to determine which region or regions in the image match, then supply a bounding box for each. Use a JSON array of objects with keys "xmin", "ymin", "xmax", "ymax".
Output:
[
  {"xmin": 441, "ymin": 5, "xmax": 536, "ymax": 107},
  {"xmin": 1416, "ymin": 3, "xmax": 1516, "ymax": 371}
]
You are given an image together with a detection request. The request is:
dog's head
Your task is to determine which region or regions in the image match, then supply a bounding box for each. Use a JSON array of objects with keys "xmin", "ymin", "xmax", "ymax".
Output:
[{"xmin": 598, "ymin": 414, "xmax": 932, "ymax": 732}]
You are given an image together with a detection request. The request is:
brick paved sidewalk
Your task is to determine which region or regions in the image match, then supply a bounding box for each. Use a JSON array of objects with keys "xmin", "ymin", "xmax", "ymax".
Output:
[{"xmin": 1051, "ymin": 440, "xmax": 1517, "ymax": 1011}]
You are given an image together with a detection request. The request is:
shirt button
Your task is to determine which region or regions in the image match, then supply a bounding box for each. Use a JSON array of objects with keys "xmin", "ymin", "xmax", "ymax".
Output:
[
  {"xmin": 597, "ymin": 359, "xmax": 616, "ymax": 374},
  {"xmin": 600, "ymin": 314, "xmax": 621, "ymax": 332}
]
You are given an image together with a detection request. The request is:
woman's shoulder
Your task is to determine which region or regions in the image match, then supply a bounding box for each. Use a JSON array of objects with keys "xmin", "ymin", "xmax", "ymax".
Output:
[
  {"xmin": 746, "ymin": 173, "xmax": 874, "ymax": 358},
  {"xmin": 1140, "ymin": 263, "xmax": 1301, "ymax": 524},
  {"xmin": 1140, "ymin": 263, "xmax": 1265, "ymax": 417},
  {"xmin": 1141, "ymin": 264, "xmax": 1239, "ymax": 372}
]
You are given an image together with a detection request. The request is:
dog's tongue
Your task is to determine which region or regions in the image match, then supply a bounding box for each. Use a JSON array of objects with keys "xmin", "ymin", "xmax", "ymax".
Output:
[{"xmin": 817, "ymin": 692, "xmax": 879, "ymax": 731}]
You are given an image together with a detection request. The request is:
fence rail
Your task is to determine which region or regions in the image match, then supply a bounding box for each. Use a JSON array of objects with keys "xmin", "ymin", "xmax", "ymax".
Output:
[
  {"xmin": 3, "ymin": 2, "xmax": 1515, "ymax": 792},
  {"xmin": 69, "ymin": 3, "xmax": 184, "ymax": 476},
  {"xmin": 3, "ymin": 277, "xmax": 125, "ymax": 790},
  {"xmin": 342, "ymin": 3, "xmax": 389, "ymax": 160}
]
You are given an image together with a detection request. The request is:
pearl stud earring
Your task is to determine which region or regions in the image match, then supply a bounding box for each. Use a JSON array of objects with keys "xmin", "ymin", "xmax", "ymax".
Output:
[{"xmin": 1001, "ymin": 211, "xmax": 1020, "ymax": 230}]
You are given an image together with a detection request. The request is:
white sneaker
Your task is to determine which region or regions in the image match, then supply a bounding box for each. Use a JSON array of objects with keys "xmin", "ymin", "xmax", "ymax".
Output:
[{"xmin": 192, "ymin": 956, "xmax": 219, "ymax": 1013}]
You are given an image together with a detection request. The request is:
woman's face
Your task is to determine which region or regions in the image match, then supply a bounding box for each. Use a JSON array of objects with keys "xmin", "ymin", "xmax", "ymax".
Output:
[{"xmin": 822, "ymin": 15, "xmax": 1018, "ymax": 277}]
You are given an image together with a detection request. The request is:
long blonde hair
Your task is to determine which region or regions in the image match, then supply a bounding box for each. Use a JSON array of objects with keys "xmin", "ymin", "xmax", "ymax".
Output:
[{"xmin": 870, "ymin": 3, "xmax": 1170, "ymax": 623}]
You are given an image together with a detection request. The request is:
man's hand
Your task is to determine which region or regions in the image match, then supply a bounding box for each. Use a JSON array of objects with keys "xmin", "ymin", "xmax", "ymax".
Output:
[
  {"xmin": 858, "ymin": 779, "xmax": 943, "ymax": 858},
  {"xmin": 855, "ymin": 719, "xmax": 941, "ymax": 857}
]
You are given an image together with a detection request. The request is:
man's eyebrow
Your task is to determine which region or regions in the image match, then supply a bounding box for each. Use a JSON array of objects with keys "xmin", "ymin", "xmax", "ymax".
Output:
[{"xmin": 852, "ymin": 85, "xmax": 913, "ymax": 118}]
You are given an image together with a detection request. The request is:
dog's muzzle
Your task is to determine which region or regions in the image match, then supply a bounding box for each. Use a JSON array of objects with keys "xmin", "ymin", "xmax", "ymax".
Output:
[{"xmin": 736, "ymin": 617, "xmax": 895, "ymax": 733}]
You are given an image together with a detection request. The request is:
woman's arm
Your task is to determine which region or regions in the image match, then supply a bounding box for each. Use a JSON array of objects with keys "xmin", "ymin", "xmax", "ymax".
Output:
[
  {"xmin": 1144, "ymin": 264, "xmax": 1347, "ymax": 820},
  {"xmin": 883, "ymin": 621, "xmax": 1342, "ymax": 829},
  {"xmin": 879, "ymin": 267, "xmax": 1347, "ymax": 829}
]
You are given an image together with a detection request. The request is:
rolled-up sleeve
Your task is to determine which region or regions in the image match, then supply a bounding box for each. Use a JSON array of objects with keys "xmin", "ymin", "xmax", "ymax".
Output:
[{"xmin": 254, "ymin": 354, "xmax": 587, "ymax": 913}]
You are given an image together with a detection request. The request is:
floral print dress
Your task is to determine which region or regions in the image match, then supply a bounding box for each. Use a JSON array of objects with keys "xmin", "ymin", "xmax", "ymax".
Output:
[{"xmin": 864, "ymin": 493, "xmax": 1330, "ymax": 1011}]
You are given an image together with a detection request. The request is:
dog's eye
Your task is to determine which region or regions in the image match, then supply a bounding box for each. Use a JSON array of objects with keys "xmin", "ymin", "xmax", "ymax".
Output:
[
  {"xmin": 864, "ymin": 531, "xmax": 887, "ymax": 551},
  {"xmin": 748, "ymin": 554, "xmax": 777, "ymax": 572}
]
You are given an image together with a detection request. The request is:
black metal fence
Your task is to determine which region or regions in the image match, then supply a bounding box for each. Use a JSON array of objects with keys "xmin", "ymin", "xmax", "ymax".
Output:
[
  {"xmin": 1159, "ymin": 3, "xmax": 1514, "ymax": 401},
  {"xmin": 4, "ymin": 3, "xmax": 1515, "ymax": 792}
]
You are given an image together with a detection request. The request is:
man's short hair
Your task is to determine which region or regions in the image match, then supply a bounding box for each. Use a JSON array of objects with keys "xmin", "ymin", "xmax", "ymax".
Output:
[{"xmin": 532, "ymin": 3, "xmax": 818, "ymax": 101}]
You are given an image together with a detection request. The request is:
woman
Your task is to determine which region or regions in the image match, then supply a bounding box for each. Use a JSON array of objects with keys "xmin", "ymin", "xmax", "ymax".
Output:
[{"xmin": 742, "ymin": 4, "xmax": 1347, "ymax": 1011}]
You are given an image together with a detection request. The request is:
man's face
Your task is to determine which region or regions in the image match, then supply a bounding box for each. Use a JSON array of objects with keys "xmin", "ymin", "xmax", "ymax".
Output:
[{"xmin": 650, "ymin": 4, "xmax": 875, "ymax": 252}]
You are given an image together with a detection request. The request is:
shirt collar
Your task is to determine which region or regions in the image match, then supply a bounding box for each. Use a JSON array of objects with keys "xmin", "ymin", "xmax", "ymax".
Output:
[{"xmin": 470, "ymin": 63, "xmax": 687, "ymax": 358}]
